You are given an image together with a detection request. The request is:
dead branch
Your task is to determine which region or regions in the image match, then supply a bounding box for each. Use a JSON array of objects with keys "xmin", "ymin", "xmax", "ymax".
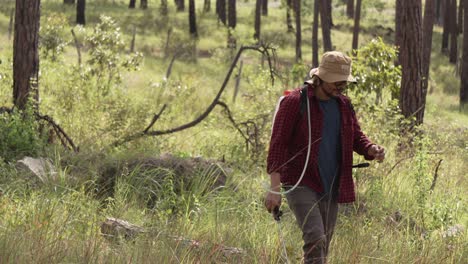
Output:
[
  {"xmin": 430, "ymin": 159, "xmax": 443, "ymax": 191},
  {"xmin": 143, "ymin": 104, "xmax": 167, "ymax": 133},
  {"xmin": 36, "ymin": 113, "xmax": 78, "ymax": 152},
  {"xmin": 112, "ymin": 43, "xmax": 276, "ymax": 147},
  {"xmin": 71, "ymin": 29, "xmax": 82, "ymax": 65},
  {"xmin": 216, "ymin": 101, "xmax": 253, "ymax": 146}
]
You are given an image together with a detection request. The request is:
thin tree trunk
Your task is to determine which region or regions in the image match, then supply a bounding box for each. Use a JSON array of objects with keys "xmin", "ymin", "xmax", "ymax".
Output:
[
  {"xmin": 294, "ymin": 0, "xmax": 302, "ymax": 62},
  {"xmin": 204, "ymin": 0, "xmax": 210, "ymax": 12},
  {"xmin": 320, "ymin": 0, "xmax": 332, "ymax": 51},
  {"xmin": 422, "ymin": 0, "xmax": 436, "ymax": 118},
  {"xmin": 460, "ymin": 0, "xmax": 468, "ymax": 109},
  {"xmin": 228, "ymin": 0, "xmax": 236, "ymax": 29},
  {"xmin": 76, "ymin": 0, "xmax": 85, "ymax": 25},
  {"xmin": 286, "ymin": 0, "xmax": 294, "ymax": 32},
  {"xmin": 352, "ymin": 0, "xmax": 361, "ymax": 50},
  {"xmin": 436, "ymin": 0, "xmax": 445, "ymax": 25},
  {"xmin": 130, "ymin": 25, "xmax": 136, "ymax": 52},
  {"xmin": 254, "ymin": 0, "xmax": 261, "ymax": 40},
  {"xmin": 64, "ymin": 0, "xmax": 75, "ymax": 4},
  {"xmin": 71, "ymin": 28, "xmax": 82, "ymax": 65},
  {"xmin": 442, "ymin": 0, "xmax": 450, "ymax": 52},
  {"xmin": 395, "ymin": 0, "xmax": 403, "ymax": 53},
  {"xmin": 13, "ymin": 0, "xmax": 40, "ymax": 110},
  {"xmin": 399, "ymin": 0, "xmax": 424, "ymax": 126},
  {"xmin": 8, "ymin": 8, "xmax": 14, "ymax": 41},
  {"xmin": 449, "ymin": 0, "xmax": 458, "ymax": 63},
  {"xmin": 140, "ymin": 0, "xmax": 148, "ymax": 9},
  {"xmin": 129, "ymin": 0, "xmax": 136, "ymax": 8},
  {"xmin": 160, "ymin": 0, "xmax": 168, "ymax": 15},
  {"xmin": 346, "ymin": 0, "xmax": 354, "ymax": 19},
  {"xmin": 458, "ymin": 0, "xmax": 464, "ymax": 33},
  {"xmin": 327, "ymin": 0, "xmax": 333, "ymax": 27},
  {"xmin": 262, "ymin": 0, "xmax": 268, "ymax": 16},
  {"xmin": 189, "ymin": 0, "xmax": 197, "ymax": 37},
  {"xmin": 176, "ymin": 0, "xmax": 185, "ymax": 11},
  {"xmin": 312, "ymin": 0, "xmax": 319, "ymax": 67},
  {"xmin": 217, "ymin": 0, "xmax": 226, "ymax": 25}
]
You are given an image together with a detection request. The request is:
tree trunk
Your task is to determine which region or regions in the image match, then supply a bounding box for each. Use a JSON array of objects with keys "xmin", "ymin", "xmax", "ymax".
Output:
[
  {"xmin": 458, "ymin": 0, "xmax": 464, "ymax": 33},
  {"xmin": 262, "ymin": 0, "xmax": 268, "ymax": 16},
  {"xmin": 294, "ymin": 0, "xmax": 302, "ymax": 62},
  {"xmin": 286, "ymin": 0, "xmax": 294, "ymax": 32},
  {"xmin": 320, "ymin": 0, "xmax": 332, "ymax": 51},
  {"xmin": 346, "ymin": 0, "xmax": 354, "ymax": 19},
  {"xmin": 352, "ymin": 0, "xmax": 361, "ymax": 50},
  {"xmin": 228, "ymin": 0, "xmax": 236, "ymax": 29},
  {"xmin": 442, "ymin": 0, "xmax": 450, "ymax": 52},
  {"xmin": 449, "ymin": 0, "xmax": 458, "ymax": 63},
  {"xmin": 327, "ymin": 0, "xmax": 333, "ymax": 27},
  {"xmin": 254, "ymin": 0, "xmax": 261, "ymax": 40},
  {"xmin": 140, "ymin": 0, "xmax": 148, "ymax": 9},
  {"xmin": 312, "ymin": 0, "xmax": 319, "ymax": 67},
  {"xmin": 461, "ymin": 0, "xmax": 468, "ymax": 109},
  {"xmin": 436, "ymin": 0, "xmax": 445, "ymax": 25},
  {"xmin": 399, "ymin": 0, "xmax": 424, "ymax": 126},
  {"xmin": 160, "ymin": 0, "xmax": 168, "ymax": 15},
  {"xmin": 204, "ymin": 0, "xmax": 211, "ymax": 12},
  {"xmin": 422, "ymin": 0, "xmax": 436, "ymax": 116},
  {"xmin": 217, "ymin": 0, "xmax": 226, "ymax": 25},
  {"xmin": 64, "ymin": 0, "xmax": 75, "ymax": 4},
  {"xmin": 13, "ymin": 0, "xmax": 40, "ymax": 110},
  {"xmin": 189, "ymin": 0, "xmax": 197, "ymax": 37},
  {"xmin": 76, "ymin": 0, "xmax": 85, "ymax": 25},
  {"xmin": 176, "ymin": 0, "xmax": 185, "ymax": 11},
  {"xmin": 129, "ymin": 0, "xmax": 136, "ymax": 8}
]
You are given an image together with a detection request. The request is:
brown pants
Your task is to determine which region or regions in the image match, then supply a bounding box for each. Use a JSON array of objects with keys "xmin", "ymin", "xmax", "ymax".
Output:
[{"xmin": 285, "ymin": 186, "xmax": 338, "ymax": 264}]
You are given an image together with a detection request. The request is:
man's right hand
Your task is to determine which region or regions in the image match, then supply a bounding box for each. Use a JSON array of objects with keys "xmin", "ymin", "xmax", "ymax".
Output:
[{"xmin": 264, "ymin": 192, "xmax": 282, "ymax": 213}]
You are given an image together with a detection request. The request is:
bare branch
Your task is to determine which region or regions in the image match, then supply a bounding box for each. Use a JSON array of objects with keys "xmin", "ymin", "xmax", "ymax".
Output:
[
  {"xmin": 36, "ymin": 113, "xmax": 79, "ymax": 152},
  {"xmin": 144, "ymin": 104, "xmax": 167, "ymax": 133},
  {"xmin": 112, "ymin": 44, "xmax": 276, "ymax": 147},
  {"xmin": 430, "ymin": 159, "xmax": 443, "ymax": 191},
  {"xmin": 216, "ymin": 101, "xmax": 253, "ymax": 146}
]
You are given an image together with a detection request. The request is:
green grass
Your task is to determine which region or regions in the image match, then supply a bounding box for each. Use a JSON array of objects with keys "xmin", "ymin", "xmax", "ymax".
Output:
[{"xmin": 0, "ymin": 0, "xmax": 466, "ymax": 263}]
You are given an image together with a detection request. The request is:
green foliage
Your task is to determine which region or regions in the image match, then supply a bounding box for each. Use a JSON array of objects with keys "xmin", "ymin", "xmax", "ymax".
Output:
[
  {"xmin": 39, "ymin": 13, "xmax": 69, "ymax": 61},
  {"xmin": 85, "ymin": 15, "xmax": 142, "ymax": 95},
  {"xmin": 351, "ymin": 38, "xmax": 401, "ymax": 103},
  {"xmin": 0, "ymin": 107, "xmax": 47, "ymax": 162}
]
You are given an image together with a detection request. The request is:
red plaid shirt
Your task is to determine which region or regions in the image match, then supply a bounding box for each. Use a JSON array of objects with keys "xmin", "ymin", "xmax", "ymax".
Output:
[{"xmin": 267, "ymin": 86, "xmax": 375, "ymax": 203}]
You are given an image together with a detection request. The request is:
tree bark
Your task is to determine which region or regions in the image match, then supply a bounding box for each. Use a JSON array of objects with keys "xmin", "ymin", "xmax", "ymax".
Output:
[
  {"xmin": 346, "ymin": 0, "xmax": 354, "ymax": 19},
  {"xmin": 189, "ymin": 0, "xmax": 197, "ymax": 37},
  {"xmin": 217, "ymin": 0, "xmax": 226, "ymax": 25},
  {"xmin": 422, "ymin": 0, "xmax": 436, "ymax": 116},
  {"xmin": 449, "ymin": 0, "xmax": 458, "ymax": 63},
  {"xmin": 129, "ymin": 0, "xmax": 136, "ymax": 8},
  {"xmin": 399, "ymin": 0, "xmax": 424, "ymax": 126},
  {"xmin": 327, "ymin": 0, "xmax": 333, "ymax": 27},
  {"xmin": 352, "ymin": 0, "xmax": 361, "ymax": 50},
  {"xmin": 312, "ymin": 0, "xmax": 319, "ymax": 67},
  {"xmin": 436, "ymin": 0, "xmax": 445, "ymax": 25},
  {"xmin": 228, "ymin": 0, "xmax": 236, "ymax": 29},
  {"xmin": 76, "ymin": 0, "xmax": 85, "ymax": 25},
  {"xmin": 286, "ymin": 0, "xmax": 294, "ymax": 32},
  {"xmin": 294, "ymin": 0, "xmax": 302, "ymax": 62},
  {"xmin": 461, "ymin": 0, "xmax": 468, "ymax": 108},
  {"xmin": 442, "ymin": 0, "xmax": 450, "ymax": 52},
  {"xmin": 13, "ymin": 0, "xmax": 40, "ymax": 110},
  {"xmin": 254, "ymin": 0, "xmax": 261, "ymax": 40},
  {"xmin": 320, "ymin": 0, "xmax": 332, "ymax": 51},
  {"xmin": 140, "ymin": 0, "xmax": 148, "ymax": 9},
  {"xmin": 262, "ymin": 0, "xmax": 268, "ymax": 16},
  {"xmin": 458, "ymin": 0, "xmax": 464, "ymax": 33}
]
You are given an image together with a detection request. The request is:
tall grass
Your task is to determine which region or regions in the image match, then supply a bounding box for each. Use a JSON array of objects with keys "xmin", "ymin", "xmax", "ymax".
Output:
[{"xmin": 0, "ymin": 0, "xmax": 466, "ymax": 263}]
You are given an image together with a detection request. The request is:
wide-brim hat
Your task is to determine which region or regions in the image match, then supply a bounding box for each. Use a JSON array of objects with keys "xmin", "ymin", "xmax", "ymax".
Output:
[{"xmin": 307, "ymin": 51, "xmax": 356, "ymax": 83}]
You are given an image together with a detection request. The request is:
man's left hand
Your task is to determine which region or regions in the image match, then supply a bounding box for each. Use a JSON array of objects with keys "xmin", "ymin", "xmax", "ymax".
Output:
[{"xmin": 368, "ymin": 144, "xmax": 385, "ymax": 162}]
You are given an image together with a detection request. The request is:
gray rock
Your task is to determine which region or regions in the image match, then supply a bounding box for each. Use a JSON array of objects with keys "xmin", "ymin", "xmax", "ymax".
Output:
[{"xmin": 16, "ymin": 156, "xmax": 57, "ymax": 184}]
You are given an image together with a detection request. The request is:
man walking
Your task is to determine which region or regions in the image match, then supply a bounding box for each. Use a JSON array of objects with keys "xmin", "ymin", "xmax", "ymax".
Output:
[{"xmin": 265, "ymin": 51, "xmax": 385, "ymax": 263}]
